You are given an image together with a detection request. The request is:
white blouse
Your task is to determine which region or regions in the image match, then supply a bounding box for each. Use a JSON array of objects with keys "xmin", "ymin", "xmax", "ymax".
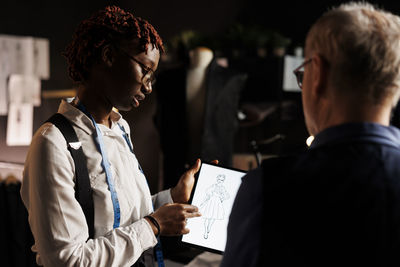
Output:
[{"xmin": 21, "ymin": 99, "xmax": 172, "ymax": 267}]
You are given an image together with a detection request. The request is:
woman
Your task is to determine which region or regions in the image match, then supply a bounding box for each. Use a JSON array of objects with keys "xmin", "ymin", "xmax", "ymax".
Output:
[
  {"xmin": 200, "ymin": 174, "xmax": 230, "ymax": 239},
  {"xmin": 21, "ymin": 6, "xmax": 202, "ymax": 267}
]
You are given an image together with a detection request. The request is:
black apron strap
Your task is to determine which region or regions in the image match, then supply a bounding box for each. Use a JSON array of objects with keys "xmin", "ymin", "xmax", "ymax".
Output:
[
  {"xmin": 46, "ymin": 113, "xmax": 94, "ymax": 239},
  {"xmin": 46, "ymin": 113, "xmax": 153, "ymax": 266}
]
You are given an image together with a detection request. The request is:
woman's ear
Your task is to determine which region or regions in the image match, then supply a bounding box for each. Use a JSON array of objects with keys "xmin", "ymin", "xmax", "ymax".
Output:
[{"xmin": 101, "ymin": 44, "xmax": 114, "ymax": 67}]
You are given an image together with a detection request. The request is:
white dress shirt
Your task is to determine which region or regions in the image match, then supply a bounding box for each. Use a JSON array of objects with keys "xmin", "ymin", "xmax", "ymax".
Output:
[{"xmin": 21, "ymin": 99, "xmax": 173, "ymax": 267}]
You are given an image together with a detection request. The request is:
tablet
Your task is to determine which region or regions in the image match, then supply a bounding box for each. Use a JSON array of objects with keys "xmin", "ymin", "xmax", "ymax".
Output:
[{"xmin": 181, "ymin": 162, "xmax": 247, "ymax": 254}]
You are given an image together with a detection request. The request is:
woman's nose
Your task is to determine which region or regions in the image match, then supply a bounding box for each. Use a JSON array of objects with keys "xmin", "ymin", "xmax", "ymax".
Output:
[{"xmin": 141, "ymin": 83, "xmax": 152, "ymax": 94}]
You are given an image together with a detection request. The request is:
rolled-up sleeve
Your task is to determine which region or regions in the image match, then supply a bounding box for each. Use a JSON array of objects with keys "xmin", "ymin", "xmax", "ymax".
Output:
[
  {"xmin": 152, "ymin": 189, "xmax": 173, "ymax": 209},
  {"xmin": 21, "ymin": 125, "xmax": 157, "ymax": 267}
]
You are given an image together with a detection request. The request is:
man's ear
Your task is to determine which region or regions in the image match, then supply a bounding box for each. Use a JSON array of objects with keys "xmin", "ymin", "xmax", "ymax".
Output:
[
  {"xmin": 101, "ymin": 44, "xmax": 114, "ymax": 67},
  {"xmin": 311, "ymin": 54, "xmax": 329, "ymax": 97}
]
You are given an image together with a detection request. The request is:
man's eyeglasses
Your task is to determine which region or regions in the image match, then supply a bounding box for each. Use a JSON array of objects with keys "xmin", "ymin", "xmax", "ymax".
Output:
[
  {"xmin": 114, "ymin": 46, "xmax": 156, "ymax": 88},
  {"xmin": 293, "ymin": 58, "xmax": 312, "ymax": 89}
]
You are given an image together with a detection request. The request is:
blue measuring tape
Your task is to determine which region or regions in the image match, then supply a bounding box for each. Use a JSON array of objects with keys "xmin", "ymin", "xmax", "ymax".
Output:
[
  {"xmin": 117, "ymin": 124, "xmax": 165, "ymax": 267},
  {"xmin": 118, "ymin": 124, "xmax": 144, "ymax": 174},
  {"xmin": 78, "ymin": 102, "xmax": 164, "ymax": 266},
  {"xmin": 77, "ymin": 102, "xmax": 121, "ymax": 229}
]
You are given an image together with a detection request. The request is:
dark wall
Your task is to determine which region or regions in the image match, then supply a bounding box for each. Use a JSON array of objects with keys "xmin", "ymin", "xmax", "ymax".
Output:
[
  {"xmin": 0, "ymin": 0, "xmax": 247, "ymax": 91},
  {"xmin": 238, "ymin": 0, "xmax": 400, "ymax": 49},
  {"xmin": 1, "ymin": 0, "xmax": 398, "ymax": 91}
]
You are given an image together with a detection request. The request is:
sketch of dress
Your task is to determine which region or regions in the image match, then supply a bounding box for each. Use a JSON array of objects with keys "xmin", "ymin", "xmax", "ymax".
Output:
[{"xmin": 200, "ymin": 174, "xmax": 230, "ymax": 239}]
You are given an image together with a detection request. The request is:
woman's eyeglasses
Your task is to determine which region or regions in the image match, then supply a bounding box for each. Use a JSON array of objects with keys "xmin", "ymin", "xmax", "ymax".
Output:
[
  {"xmin": 114, "ymin": 46, "xmax": 156, "ymax": 88},
  {"xmin": 293, "ymin": 58, "xmax": 312, "ymax": 89}
]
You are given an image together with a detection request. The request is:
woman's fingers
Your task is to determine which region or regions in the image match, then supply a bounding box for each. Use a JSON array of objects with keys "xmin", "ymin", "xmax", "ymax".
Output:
[{"xmin": 211, "ymin": 159, "xmax": 219, "ymax": 165}]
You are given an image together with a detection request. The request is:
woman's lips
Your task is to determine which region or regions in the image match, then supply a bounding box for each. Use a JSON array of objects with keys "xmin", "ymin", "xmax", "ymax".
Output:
[
  {"xmin": 131, "ymin": 95, "xmax": 145, "ymax": 107},
  {"xmin": 132, "ymin": 97, "xmax": 139, "ymax": 107}
]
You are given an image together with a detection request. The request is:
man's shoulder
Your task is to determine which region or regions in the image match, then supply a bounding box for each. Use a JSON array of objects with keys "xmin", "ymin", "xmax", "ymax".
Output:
[
  {"xmin": 260, "ymin": 154, "xmax": 301, "ymax": 179},
  {"xmin": 236, "ymin": 155, "xmax": 300, "ymax": 202},
  {"xmin": 259, "ymin": 142, "xmax": 400, "ymax": 188},
  {"xmin": 239, "ymin": 167, "xmax": 264, "ymax": 198},
  {"xmin": 261, "ymin": 154, "xmax": 298, "ymax": 169}
]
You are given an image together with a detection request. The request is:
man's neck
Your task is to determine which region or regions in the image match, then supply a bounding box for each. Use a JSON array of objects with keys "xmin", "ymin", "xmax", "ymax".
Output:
[{"xmin": 317, "ymin": 99, "xmax": 392, "ymax": 135}]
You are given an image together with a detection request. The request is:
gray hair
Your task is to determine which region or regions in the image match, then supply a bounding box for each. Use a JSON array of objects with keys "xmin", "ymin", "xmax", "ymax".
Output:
[{"xmin": 306, "ymin": 2, "xmax": 400, "ymax": 106}]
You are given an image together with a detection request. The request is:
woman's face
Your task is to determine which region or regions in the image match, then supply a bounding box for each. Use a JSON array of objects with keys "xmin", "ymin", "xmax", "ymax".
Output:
[{"xmin": 104, "ymin": 40, "xmax": 160, "ymax": 111}]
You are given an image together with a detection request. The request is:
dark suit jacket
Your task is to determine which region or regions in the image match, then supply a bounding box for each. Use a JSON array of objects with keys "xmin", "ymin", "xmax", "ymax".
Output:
[
  {"xmin": 155, "ymin": 59, "xmax": 247, "ymax": 189},
  {"xmin": 222, "ymin": 122, "xmax": 400, "ymax": 267}
]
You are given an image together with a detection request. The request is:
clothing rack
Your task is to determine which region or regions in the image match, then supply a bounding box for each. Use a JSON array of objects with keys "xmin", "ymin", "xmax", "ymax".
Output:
[
  {"xmin": 0, "ymin": 161, "xmax": 24, "ymax": 182},
  {"xmin": 0, "ymin": 161, "xmax": 38, "ymax": 266}
]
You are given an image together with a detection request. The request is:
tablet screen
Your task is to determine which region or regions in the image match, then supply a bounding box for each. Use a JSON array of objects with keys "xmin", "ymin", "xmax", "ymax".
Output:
[{"xmin": 182, "ymin": 162, "xmax": 247, "ymax": 254}]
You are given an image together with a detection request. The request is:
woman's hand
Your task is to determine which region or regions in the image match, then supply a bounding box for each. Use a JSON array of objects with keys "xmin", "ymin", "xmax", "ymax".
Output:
[
  {"xmin": 149, "ymin": 203, "xmax": 201, "ymax": 235},
  {"xmin": 171, "ymin": 159, "xmax": 219, "ymax": 203},
  {"xmin": 170, "ymin": 159, "xmax": 201, "ymax": 203}
]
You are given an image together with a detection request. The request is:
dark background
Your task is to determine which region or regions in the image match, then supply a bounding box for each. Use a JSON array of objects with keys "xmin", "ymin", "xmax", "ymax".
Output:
[
  {"xmin": 1, "ymin": 0, "xmax": 398, "ymax": 92},
  {"xmin": 0, "ymin": 0, "xmax": 399, "ymax": 191}
]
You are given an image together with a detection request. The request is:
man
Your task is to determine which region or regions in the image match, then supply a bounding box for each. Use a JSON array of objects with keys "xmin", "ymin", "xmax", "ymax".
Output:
[{"xmin": 221, "ymin": 2, "xmax": 400, "ymax": 266}]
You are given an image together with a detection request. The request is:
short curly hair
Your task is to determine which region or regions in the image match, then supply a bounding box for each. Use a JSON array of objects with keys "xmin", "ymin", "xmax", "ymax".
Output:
[{"xmin": 63, "ymin": 5, "xmax": 164, "ymax": 82}]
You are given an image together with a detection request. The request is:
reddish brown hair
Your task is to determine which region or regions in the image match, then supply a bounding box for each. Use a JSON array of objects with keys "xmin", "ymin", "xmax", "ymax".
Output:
[{"xmin": 63, "ymin": 5, "xmax": 164, "ymax": 82}]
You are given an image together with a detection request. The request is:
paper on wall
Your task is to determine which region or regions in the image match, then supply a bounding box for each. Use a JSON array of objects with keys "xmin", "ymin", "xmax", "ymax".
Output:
[
  {"xmin": 282, "ymin": 55, "xmax": 303, "ymax": 92},
  {"xmin": 0, "ymin": 36, "xmax": 16, "ymax": 115},
  {"xmin": 0, "ymin": 34, "xmax": 49, "ymax": 78},
  {"xmin": 0, "ymin": 35, "xmax": 49, "ymax": 115},
  {"xmin": 6, "ymin": 103, "xmax": 33, "ymax": 146},
  {"xmin": 0, "ymin": 74, "xmax": 7, "ymax": 115},
  {"xmin": 0, "ymin": 35, "xmax": 14, "ymax": 75},
  {"xmin": 33, "ymin": 38, "xmax": 50, "ymax": 79},
  {"xmin": 15, "ymin": 37, "xmax": 35, "ymax": 75},
  {"xmin": 8, "ymin": 74, "xmax": 41, "ymax": 106},
  {"xmin": 0, "ymin": 35, "xmax": 35, "ymax": 75}
]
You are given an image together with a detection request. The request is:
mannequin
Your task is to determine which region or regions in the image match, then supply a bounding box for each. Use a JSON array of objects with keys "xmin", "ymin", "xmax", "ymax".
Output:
[
  {"xmin": 155, "ymin": 46, "xmax": 247, "ymax": 189},
  {"xmin": 185, "ymin": 47, "xmax": 214, "ymax": 165},
  {"xmin": 154, "ymin": 46, "xmax": 247, "ymax": 263}
]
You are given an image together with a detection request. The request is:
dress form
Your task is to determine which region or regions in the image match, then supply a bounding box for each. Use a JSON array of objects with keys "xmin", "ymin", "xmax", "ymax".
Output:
[{"xmin": 185, "ymin": 47, "xmax": 214, "ymax": 164}]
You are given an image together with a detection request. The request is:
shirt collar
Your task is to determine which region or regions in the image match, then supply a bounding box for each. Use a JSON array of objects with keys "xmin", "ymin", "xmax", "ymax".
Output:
[
  {"xmin": 310, "ymin": 122, "xmax": 400, "ymax": 149},
  {"xmin": 57, "ymin": 98, "xmax": 123, "ymax": 135}
]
